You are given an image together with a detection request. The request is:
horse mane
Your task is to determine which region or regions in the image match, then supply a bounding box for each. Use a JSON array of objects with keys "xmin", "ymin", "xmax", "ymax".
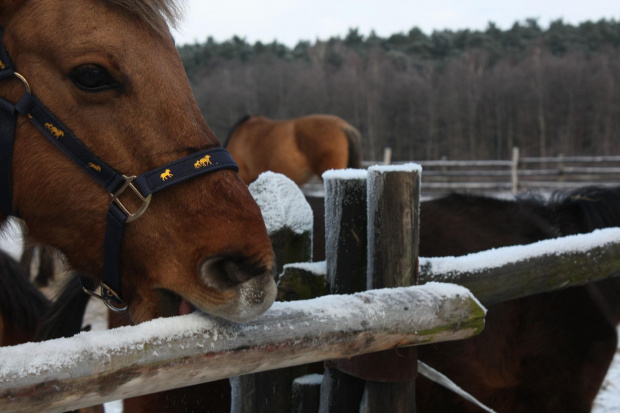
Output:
[
  {"xmin": 545, "ymin": 186, "xmax": 620, "ymax": 235},
  {"xmin": 0, "ymin": 250, "xmax": 50, "ymax": 337},
  {"xmin": 103, "ymin": 0, "xmax": 185, "ymax": 34},
  {"xmin": 34, "ymin": 274, "xmax": 92, "ymax": 341},
  {"xmin": 223, "ymin": 115, "xmax": 252, "ymax": 148}
]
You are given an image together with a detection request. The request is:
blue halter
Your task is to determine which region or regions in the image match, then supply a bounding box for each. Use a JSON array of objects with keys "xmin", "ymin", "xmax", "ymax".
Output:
[{"xmin": 0, "ymin": 28, "xmax": 239, "ymax": 312}]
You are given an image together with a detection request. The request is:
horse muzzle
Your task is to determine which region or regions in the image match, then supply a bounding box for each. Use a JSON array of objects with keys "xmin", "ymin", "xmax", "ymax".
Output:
[{"xmin": 196, "ymin": 256, "xmax": 277, "ymax": 322}]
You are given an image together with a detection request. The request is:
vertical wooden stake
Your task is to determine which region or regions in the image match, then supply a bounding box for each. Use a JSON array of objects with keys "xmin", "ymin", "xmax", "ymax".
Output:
[
  {"xmin": 362, "ymin": 164, "xmax": 422, "ymax": 413},
  {"xmin": 320, "ymin": 170, "xmax": 368, "ymax": 413},
  {"xmin": 383, "ymin": 147, "xmax": 392, "ymax": 165},
  {"xmin": 511, "ymin": 146, "xmax": 520, "ymax": 194}
]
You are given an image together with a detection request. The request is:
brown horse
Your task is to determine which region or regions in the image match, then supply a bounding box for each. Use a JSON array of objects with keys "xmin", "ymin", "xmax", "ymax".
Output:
[
  {"xmin": 225, "ymin": 114, "xmax": 362, "ymax": 185},
  {"xmin": 0, "ymin": 0, "xmax": 275, "ymax": 326}
]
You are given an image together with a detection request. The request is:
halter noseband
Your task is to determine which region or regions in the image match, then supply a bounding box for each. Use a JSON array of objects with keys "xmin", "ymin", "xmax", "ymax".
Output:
[{"xmin": 0, "ymin": 28, "xmax": 239, "ymax": 312}]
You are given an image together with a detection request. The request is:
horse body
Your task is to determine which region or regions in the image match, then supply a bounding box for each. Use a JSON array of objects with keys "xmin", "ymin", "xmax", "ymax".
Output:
[
  {"xmin": 415, "ymin": 188, "xmax": 620, "ymax": 412},
  {"xmin": 225, "ymin": 114, "xmax": 362, "ymax": 185},
  {"xmin": 0, "ymin": 0, "xmax": 275, "ymax": 325}
]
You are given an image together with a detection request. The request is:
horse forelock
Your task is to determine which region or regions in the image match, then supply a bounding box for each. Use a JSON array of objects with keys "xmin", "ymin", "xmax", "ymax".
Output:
[{"xmin": 102, "ymin": 0, "xmax": 185, "ymax": 35}]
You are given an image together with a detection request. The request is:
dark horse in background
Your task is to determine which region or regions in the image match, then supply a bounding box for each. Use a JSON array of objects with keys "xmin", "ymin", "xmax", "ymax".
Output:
[
  {"xmin": 416, "ymin": 186, "xmax": 620, "ymax": 412},
  {"xmin": 36, "ymin": 185, "xmax": 620, "ymax": 412},
  {"xmin": 224, "ymin": 114, "xmax": 362, "ymax": 185},
  {"xmin": 310, "ymin": 185, "xmax": 620, "ymax": 412},
  {"xmin": 0, "ymin": 249, "xmax": 49, "ymax": 346}
]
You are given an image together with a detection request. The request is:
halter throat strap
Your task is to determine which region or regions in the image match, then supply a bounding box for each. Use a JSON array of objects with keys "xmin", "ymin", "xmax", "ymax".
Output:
[{"xmin": 0, "ymin": 28, "xmax": 239, "ymax": 311}]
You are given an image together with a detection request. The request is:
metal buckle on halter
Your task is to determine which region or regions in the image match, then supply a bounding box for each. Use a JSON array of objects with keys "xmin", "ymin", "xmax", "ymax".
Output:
[
  {"xmin": 13, "ymin": 72, "xmax": 30, "ymax": 93},
  {"xmin": 110, "ymin": 175, "xmax": 152, "ymax": 223},
  {"xmin": 82, "ymin": 282, "xmax": 128, "ymax": 312}
]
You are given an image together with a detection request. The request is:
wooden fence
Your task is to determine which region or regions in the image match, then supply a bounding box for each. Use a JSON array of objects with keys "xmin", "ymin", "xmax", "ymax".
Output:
[
  {"xmin": 361, "ymin": 147, "xmax": 620, "ymax": 194},
  {"xmin": 1, "ymin": 167, "xmax": 619, "ymax": 412}
]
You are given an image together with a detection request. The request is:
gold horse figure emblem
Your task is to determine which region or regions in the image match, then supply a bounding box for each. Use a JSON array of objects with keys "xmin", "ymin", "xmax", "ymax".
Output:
[
  {"xmin": 44, "ymin": 122, "xmax": 64, "ymax": 139},
  {"xmin": 194, "ymin": 155, "xmax": 212, "ymax": 169},
  {"xmin": 0, "ymin": 60, "xmax": 5, "ymax": 70},
  {"xmin": 87, "ymin": 162, "xmax": 101, "ymax": 172},
  {"xmin": 160, "ymin": 169, "xmax": 173, "ymax": 181}
]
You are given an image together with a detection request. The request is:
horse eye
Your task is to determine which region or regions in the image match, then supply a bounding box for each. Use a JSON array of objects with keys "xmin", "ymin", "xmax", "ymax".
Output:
[{"xmin": 69, "ymin": 65, "xmax": 119, "ymax": 92}]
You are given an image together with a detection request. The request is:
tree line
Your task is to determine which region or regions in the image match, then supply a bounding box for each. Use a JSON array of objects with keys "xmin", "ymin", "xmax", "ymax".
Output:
[{"xmin": 178, "ymin": 18, "xmax": 620, "ymax": 161}]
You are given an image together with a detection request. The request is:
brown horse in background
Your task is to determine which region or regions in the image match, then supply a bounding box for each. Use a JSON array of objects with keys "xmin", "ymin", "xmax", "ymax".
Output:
[
  {"xmin": 0, "ymin": 0, "xmax": 275, "ymax": 326},
  {"xmin": 225, "ymin": 114, "xmax": 362, "ymax": 185}
]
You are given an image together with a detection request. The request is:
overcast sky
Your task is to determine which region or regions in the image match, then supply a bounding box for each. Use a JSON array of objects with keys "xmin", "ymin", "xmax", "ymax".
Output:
[{"xmin": 172, "ymin": 0, "xmax": 618, "ymax": 47}]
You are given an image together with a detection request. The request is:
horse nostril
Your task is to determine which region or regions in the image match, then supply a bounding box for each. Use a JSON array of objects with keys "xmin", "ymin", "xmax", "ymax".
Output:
[
  {"xmin": 198, "ymin": 257, "xmax": 257, "ymax": 290},
  {"xmin": 220, "ymin": 260, "xmax": 251, "ymax": 284}
]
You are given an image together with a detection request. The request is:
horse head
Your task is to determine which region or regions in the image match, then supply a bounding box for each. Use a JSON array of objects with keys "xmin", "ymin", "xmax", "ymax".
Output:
[{"xmin": 0, "ymin": 0, "xmax": 276, "ymax": 324}]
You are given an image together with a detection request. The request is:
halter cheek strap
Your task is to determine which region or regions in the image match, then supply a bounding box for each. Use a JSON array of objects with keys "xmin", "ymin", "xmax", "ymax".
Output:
[{"xmin": 0, "ymin": 28, "xmax": 239, "ymax": 312}]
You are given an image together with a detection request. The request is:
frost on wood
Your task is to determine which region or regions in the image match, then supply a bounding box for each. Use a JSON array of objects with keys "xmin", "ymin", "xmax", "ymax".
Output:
[
  {"xmin": 0, "ymin": 283, "xmax": 484, "ymax": 412},
  {"xmin": 367, "ymin": 162, "xmax": 423, "ymax": 174},
  {"xmin": 277, "ymin": 227, "xmax": 620, "ymax": 306},
  {"xmin": 322, "ymin": 168, "xmax": 368, "ymax": 181},
  {"xmin": 420, "ymin": 227, "xmax": 620, "ymax": 305},
  {"xmin": 248, "ymin": 171, "xmax": 313, "ymax": 235},
  {"xmin": 420, "ymin": 227, "xmax": 620, "ymax": 276}
]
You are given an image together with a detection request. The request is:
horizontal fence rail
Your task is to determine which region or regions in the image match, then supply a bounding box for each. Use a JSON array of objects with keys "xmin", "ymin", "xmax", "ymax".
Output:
[
  {"xmin": 279, "ymin": 227, "xmax": 620, "ymax": 307},
  {"xmin": 0, "ymin": 283, "xmax": 484, "ymax": 413},
  {"xmin": 357, "ymin": 147, "xmax": 620, "ymax": 194}
]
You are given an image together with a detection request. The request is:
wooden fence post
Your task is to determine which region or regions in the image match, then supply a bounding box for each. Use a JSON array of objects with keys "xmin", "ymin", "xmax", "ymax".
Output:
[
  {"xmin": 362, "ymin": 164, "xmax": 421, "ymax": 412},
  {"xmin": 511, "ymin": 146, "xmax": 519, "ymax": 194},
  {"xmin": 321, "ymin": 164, "xmax": 422, "ymax": 412},
  {"xmin": 383, "ymin": 147, "xmax": 392, "ymax": 165},
  {"xmin": 292, "ymin": 374, "xmax": 323, "ymax": 413},
  {"xmin": 320, "ymin": 170, "xmax": 369, "ymax": 412}
]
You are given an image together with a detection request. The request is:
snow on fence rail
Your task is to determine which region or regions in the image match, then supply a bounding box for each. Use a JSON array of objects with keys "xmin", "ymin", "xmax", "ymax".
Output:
[
  {"xmin": 279, "ymin": 227, "xmax": 620, "ymax": 307},
  {"xmin": 0, "ymin": 282, "xmax": 484, "ymax": 413}
]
